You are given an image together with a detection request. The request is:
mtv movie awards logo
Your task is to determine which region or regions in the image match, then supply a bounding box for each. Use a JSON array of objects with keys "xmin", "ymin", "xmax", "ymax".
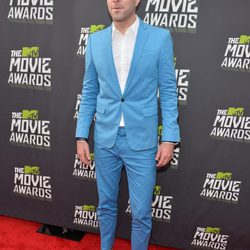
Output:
[
  {"xmin": 8, "ymin": 0, "xmax": 53, "ymax": 24},
  {"xmin": 126, "ymin": 185, "xmax": 173, "ymax": 222},
  {"xmin": 200, "ymin": 172, "xmax": 241, "ymax": 203},
  {"xmin": 10, "ymin": 109, "xmax": 50, "ymax": 149},
  {"xmin": 74, "ymin": 94, "xmax": 81, "ymax": 119},
  {"xmin": 8, "ymin": 47, "xmax": 52, "ymax": 90},
  {"xmin": 144, "ymin": 0, "xmax": 199, "ymax": 33},
  {"xmin": 13, "ymin": 165, "xmax": 52, "ymax": 201},
  {"xmin": 77, "ymin": 24, "xmax": 105, "ymax": 57},
  {"xmin": 191, "ymin": 227, "xmax": 229, "ymax": 250},
  {"xmin": 73, "ymin": 154, "xmax": 96, "ymax": 180},
  {"xmin": 73, "ymin": 204, "xmax": 99, "ymax": 228},
  {"xmin": 221, "ymin": 35, "xmax": 250, "ymax": 72},
  {"xmin": 175, "ymin": 57, "xmax": 190, "ymax": 105},
  {"xmin": 210, "ymin": 107, "xmax": 250, "ymax": 143},
  {"xmin": 158, "ymin": 125, "xmax": 180, "ymax": 169},
  {"xmin": 170, "ymin": 147, "xmax": 179, "ymax": 169},
  {"xmin": 74, "ymin": 94, "xmax": 97, "ymax": 121}
]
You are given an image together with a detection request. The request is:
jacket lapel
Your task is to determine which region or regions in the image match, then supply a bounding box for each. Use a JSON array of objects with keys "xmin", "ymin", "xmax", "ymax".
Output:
[
  {"xmin": 106, "ymin": 26, "xmax": 122, "ymax": 96},
  {"xmin": 105, "ymin": 17, "xmax": 149, "ymax": 96},
  {"xmin": 123, "ymin": 18, "xmax": 149, "ymax": 95}
]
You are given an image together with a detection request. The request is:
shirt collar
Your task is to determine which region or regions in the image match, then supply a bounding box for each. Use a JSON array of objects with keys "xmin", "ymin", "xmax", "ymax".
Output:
[{"xmin": 112, "ymin": 15, "xmax": 139, "ymax": 36}]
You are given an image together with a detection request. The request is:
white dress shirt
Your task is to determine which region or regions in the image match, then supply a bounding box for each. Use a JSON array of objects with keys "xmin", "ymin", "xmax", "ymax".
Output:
[{"xmin": 112, "ymin": 16, "xmax": 139, "ymax": 127}]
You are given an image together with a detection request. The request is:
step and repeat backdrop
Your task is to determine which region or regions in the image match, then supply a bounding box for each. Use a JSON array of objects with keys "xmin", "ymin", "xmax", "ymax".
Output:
[{"xmin": 0, "ymin": 0, "xmax": 250, "ymax": 249}]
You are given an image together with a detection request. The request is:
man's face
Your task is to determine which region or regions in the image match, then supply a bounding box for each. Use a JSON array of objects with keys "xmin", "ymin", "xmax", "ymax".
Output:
[{"xmin": 107, "ymin": 0, "xmax": 140, "ymax": 22}]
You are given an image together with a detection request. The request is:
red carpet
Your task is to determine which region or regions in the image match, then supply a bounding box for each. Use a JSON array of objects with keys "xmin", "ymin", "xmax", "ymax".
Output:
[{"xmin": 0, "ymin": 215, "xmax": 178, "ymax": 250}]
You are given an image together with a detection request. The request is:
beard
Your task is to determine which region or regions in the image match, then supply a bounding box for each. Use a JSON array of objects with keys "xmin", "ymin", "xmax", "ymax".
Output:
[{"xmin": 109, "ymin": 6, "xmax": 135, "ymax": 22}]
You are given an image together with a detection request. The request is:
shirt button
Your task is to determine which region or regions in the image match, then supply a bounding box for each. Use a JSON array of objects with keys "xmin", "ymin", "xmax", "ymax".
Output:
[{"xmin": 121, "ymin": 97, "xmax": 125, "ymax": 102}]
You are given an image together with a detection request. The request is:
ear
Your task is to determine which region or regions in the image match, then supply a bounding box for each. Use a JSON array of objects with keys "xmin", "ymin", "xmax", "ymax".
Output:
[{"xmin": 135, "ymin": 0, "xmax": 140, "ymax": 7}]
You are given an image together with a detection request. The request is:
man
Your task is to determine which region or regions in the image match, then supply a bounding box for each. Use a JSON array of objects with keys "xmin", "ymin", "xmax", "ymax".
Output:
[{"xmin": 76, "ymin": 0, "xmax": 180, "ymax": 249}]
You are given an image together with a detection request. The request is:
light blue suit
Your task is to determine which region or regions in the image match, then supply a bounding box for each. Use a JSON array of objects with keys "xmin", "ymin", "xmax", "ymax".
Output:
[{"xmin": 76, "ymin": 17, "xmax": 180, "ymax": 250}]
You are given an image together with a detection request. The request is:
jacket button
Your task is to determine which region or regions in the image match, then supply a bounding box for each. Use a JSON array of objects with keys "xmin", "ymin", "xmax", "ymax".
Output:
[{"xmin": 121, "ymin": 97, "xmax": 125, "ymax": 102}]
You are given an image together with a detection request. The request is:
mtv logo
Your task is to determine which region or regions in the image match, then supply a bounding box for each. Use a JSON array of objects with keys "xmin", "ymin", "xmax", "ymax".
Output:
[
  {"xmin": 216, "ymin": 172, "xmax": 232, "ymax": 181},
  {"xmin": 82, "ymin": 205, "xmax": 96, "ymax": 212},
  {"xmin": 24, "ymin": 166, "xmax": 40, "ymax": 175},
  {"xmin": 239, "ymin": 35, "xmax": 250, "ymax": 44},
  {"xmin": 90, "ymin": 153, "xmax": 95, "ymax": 161},
  {"xmin": 205, "ymin": 227, "xmax": 220, "ymax": 234},
  {"xmin": 90, "ymin": 25, "xmax": 105, "ymax": 33},
  {"xmin": 22, "ymin": 47, "xmax": 39, "ymax": 57},
  {"xmin": 22, "ymin": 110, "xmax": 39, "ymax": 120},
  {"xmin": 227, "ymin": 107, "xmax": 244, "ymax": 116},
  {"xmin": 154, "ymin": 185, "xmax": 161, "ymax": 195},
  {"xmin": 158, "ymin": 125, "xmax": 163, "ymax": 136}
]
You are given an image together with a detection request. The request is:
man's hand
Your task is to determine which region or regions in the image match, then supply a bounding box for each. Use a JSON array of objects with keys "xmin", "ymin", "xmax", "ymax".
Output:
[
  {"xmin": 77, "ymin": 141, "xmax": 91, "ymax": 165},
  {"xmin": 155, "ymin": 142, "xmax": 174, "ymax": 168}
]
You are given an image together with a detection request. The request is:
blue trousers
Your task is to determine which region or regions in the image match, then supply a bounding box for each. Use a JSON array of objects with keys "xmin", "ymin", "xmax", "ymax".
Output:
[{"xmin": 94, "ymin": 127, "xmax": 157, "ymax": 250}]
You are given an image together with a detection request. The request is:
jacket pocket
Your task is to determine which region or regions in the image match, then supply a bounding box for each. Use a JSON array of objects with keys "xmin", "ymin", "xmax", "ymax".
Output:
[
  {"xmin": 96, "ymin": 103, "xmax": 106, "ymax": 113},
  {"xmin": 143, "ymin": 105, "xmax": 158, "ymax": 117}
]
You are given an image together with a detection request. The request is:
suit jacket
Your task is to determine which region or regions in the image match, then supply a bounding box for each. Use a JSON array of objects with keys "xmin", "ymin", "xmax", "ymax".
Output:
[{"xmin": 76, "ymin": 17, "xmax": 180, "ymax": 151}]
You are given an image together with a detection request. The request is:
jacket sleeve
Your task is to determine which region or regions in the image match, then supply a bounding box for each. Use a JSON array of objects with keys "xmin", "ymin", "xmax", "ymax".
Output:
[
  {"xmin": 75, "ymin": 34, "xmax": 99, "ymax": 138},
  {"xmin": 158, "ymin": 30, "xmax": 180, "ymax": 142}
]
